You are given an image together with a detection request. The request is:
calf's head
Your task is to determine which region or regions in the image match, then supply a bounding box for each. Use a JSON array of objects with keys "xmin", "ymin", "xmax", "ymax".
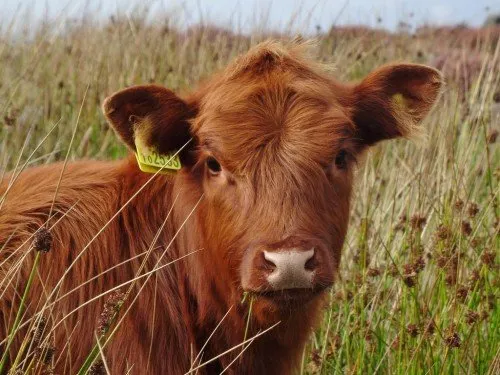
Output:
[{"xmin": 103, "ymin": 42, "xmax": 441, "ymax": 320}]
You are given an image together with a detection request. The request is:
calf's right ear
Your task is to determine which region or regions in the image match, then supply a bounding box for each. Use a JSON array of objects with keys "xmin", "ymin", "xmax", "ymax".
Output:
[
  {"xmin": 102, "ymin": 85, "xmax": 196, "ymax": 158},
  {"xmin": 351, "ymin": 63, "xmax": 443, "ymax": 146}
]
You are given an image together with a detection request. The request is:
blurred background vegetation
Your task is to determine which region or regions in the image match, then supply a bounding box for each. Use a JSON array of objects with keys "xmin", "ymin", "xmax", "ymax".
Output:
[{"xmin": 0, "ymin": 2, "xmax": 499, "ymax": 374}]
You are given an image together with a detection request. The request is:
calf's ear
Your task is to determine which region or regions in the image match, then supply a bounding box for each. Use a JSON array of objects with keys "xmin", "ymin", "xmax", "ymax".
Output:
[
  {"xmin": 102, "ymin": 85, "xmax": 195, "ymax": 157},
  {"xmin": 351, "ymin": 64, "xmax": 443, "ymax": 146}
]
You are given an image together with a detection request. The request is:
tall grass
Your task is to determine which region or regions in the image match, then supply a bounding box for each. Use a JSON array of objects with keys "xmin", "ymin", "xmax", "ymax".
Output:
[{"xmin": 0, "ymin": 5, "xmax": 499, "ymax": 374}]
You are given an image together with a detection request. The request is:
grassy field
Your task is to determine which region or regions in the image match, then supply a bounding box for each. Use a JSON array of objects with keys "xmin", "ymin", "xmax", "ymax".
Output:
[{"xmin": 0, "ymin": 7, "xmax": 499, "ymax": 375}]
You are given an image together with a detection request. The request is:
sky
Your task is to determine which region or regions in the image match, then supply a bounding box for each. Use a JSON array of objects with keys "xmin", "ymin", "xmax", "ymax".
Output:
[{"xmin": 1, "ymin": 0, "xmax": 499, "ymax": 33}]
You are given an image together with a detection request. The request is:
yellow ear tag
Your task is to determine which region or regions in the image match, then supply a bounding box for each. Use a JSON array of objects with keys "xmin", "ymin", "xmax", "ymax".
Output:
[{"xmin": 134, "ymin": 137, "xmax": 182, "ymax": 174}]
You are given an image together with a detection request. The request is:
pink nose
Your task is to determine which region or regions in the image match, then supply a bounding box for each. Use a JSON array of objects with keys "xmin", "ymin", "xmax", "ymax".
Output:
[
  {"xmin": 263, "ymin": 248, "xmax": 316, "ymax": 289},
  {"xmin": 240, "ymin": 238, "xmax": 333, "ymax": 293}
]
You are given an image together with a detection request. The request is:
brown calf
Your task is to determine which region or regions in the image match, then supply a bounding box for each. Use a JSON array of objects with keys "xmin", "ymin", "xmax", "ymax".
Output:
[{"xmin": 0, "ymin": 41, "xmax": 442, "ymax": 374}]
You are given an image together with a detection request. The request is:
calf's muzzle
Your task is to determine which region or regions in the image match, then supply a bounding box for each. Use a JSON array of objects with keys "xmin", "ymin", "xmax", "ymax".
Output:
[
  {"xmin": 263, "ymin": 248, "xmax": 315, "ymax": 289},
  {"xmin": 241, "ymin": 237, "xmax": 331, "ymax": 294}
]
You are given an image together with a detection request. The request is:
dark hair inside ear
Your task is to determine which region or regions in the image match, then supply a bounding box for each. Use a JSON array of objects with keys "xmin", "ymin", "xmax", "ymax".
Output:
[
  {"xmin": 352, "ymin": 63, "xmax": 442, "ymax": 146},
  {"xmin": 149, "ymin": 112, "xmax": 195, "ymax": 165},
  {"xmin": 103, "ymin": 85, "xmax": 199, "ymax": 167},
  {"xmin": 334, "ymin": 150, "xmax": 348, "ymax": 169}
]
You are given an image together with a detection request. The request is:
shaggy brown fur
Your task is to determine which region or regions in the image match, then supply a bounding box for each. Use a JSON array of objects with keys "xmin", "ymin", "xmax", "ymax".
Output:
[{"xmin": 0, "ymin": 41, "xmax": 441, "ymax": 374}]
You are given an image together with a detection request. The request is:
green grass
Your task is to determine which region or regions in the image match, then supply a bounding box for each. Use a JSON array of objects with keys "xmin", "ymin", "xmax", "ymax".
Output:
[{"xmin": 0, "ymin": 6, "xmax": 499, "ymax": 375}]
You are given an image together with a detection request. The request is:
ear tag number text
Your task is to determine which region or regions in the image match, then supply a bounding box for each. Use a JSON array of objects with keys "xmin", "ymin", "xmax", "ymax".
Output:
[{"xmin": 134, "ymin": 138, "xmax": 182, "ymax": 174}]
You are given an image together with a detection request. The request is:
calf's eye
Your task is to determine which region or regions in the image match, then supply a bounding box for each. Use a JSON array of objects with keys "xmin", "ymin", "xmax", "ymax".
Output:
[
  {"xmin": 334, "ymin": 150, "xmax": 348, "ymax": 170},
  {"xmin": 206, "ymin": 157, "xmax": 222, "ymax": 175}
]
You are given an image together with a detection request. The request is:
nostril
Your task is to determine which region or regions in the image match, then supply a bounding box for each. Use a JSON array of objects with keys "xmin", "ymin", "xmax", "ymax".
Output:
[
  {"xmin": 304, "ymin": 251, "xmax": 317, "ymax": 271},
  {"xmin": 261, "ymin": 251, "xmax": 276, "ymax": 272}
]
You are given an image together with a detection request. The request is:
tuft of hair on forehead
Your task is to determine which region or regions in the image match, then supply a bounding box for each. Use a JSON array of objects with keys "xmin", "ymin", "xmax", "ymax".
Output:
[
  {"xmin": 195, "ymin": 39, "xmax": 344, "ymax": 112},
  {"xmin": 223, "ymin": 39, "xmax": 330, "ymax": 81}
]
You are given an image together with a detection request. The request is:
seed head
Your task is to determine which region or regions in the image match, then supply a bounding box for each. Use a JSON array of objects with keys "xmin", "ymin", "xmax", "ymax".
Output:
[
  {"xmin": 423, "ymin": 320, "xmax": 436, "ymax": 336},
  {"xmin": 468, "ymin": 268, "xmax": 480, "ymax": 284},
  {"xmin": 445, "ymin": 255, "xmax": 459, "ymax": 286},
  {"xmin": 436, "ymin": 254, "xmax": 449, "ymax": 268},
  {"xmin": 402, "ymin": 261, "xmax": 418, "ymax": 287},
  {"xmin": 89, "ymin": 360, "xmax": 105, "ymax": 375},
  {"xmin": 444, "ymin": 324, "xmax": 461, "ymax": 348},
  {"xmin": 454, "ymin": 199, "xmax": 464, "ymax": 210},
  {"xmin": 367, "ymin": 267, "xmax": 381, "ymax": 277},
  {"xmin": 391, "ymin": 335, "xmax": 401, "ymax": 350},
  {"xmin": 34, "ymin": 345, "xmax": 56, "ymax": 364},
  {"xmin": 403, "ymin": 274, "xmax": 417, "ymax": 287},
  {"xmin": 445, "ymin": 332, "xmax": 461, "ymax": 348},
  {"xmin": 468, "ymin": 203, "xmax": 479, "ymax": 218},
  {"xmin": 32, "ymin": 228, "xmax": 53, "ymax": 253},
  {"xmin": 97, "ymin": 290, "xmax": 125, "ymax": 336},
  {"xmin": 346, "ymin": 290, "xmax": 354, "ymax": 301},
  {"xmin": 487, "ymin": 129, "xmax": 498, "ymax": 143},
  {"xmin": 410, "ymin": 214, "xmax": 426, "ymax": 230},
  {"xmin": 403, "ymin": 263, "xmax": 415, "ymax": 275},
  {"xmin": 364, "ymin": 329, "xmax": 373, "ymax": 343},
  {"xmin": 310, "ymin": 349, "xmax": 322, "ymax": 367},
  {"xmin": 470, "ymin": 238, "xmax": 480, "ymax": 248},
  {"xmin": 465, "ymin": 310, "xmax": 479, "ymax": 325},
  {"xmin": 406, "ymin": 323, "xmax": 420, "ymax": 337},
  {"xmin": 31, "ymin": 316, "xmax": 47, "ymax": 348},
  {"xmin": 445, "ymin": 272, "xmax": 457, "ymax": 286},
  {"xmin": 481, "ymin": 251, "xmax": 495, "ymax": 268},
  {"xmin": 456, "ymin": 285, "xmax": 469, "ymax": 303},
  {"xmin": 436, "ymin": 225, "xmax": 452, "ymax": 241},
  {"xmin": 461, "ymin": 221, "xmax": 472, "ymax": 236},
  {"xmin": 3, "ymin": 112, "xmax": 17, "ymax": 127},
  {"xmin": 413, "ymin": 256, "xmax": 426, "ymax": 273}
]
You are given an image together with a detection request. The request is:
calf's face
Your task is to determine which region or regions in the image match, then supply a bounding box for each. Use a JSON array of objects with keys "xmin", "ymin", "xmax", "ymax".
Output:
[{"xmin": 103, "ymin": 42, "xmax": 442, "ymax": 317}]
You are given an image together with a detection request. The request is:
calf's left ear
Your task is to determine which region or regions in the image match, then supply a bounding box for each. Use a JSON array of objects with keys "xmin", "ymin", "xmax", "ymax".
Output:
[
  {"xmin": 102, "ymin": 85, "xmax": 195, "ymax": 158},
  {"xmin": 351, "ymin": 63, "xmax": 443, "ymax": 146}
]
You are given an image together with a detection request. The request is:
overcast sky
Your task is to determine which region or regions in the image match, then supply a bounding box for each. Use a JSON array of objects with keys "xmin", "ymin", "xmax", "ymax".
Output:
[{"xmin": 1, "ymin": 0, "xmax": 498, "ymax": 32}]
